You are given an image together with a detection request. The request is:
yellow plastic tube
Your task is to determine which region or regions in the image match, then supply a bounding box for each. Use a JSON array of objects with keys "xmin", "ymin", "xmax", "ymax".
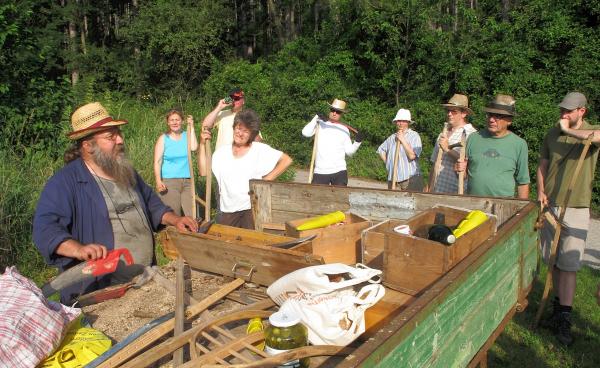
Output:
[
  {"xmin": 296, "ymin": 211, "xmax": 345, "ymax": 231},
  {"xmin": 452, "ymin": 210, "xmax": 488, "ymax": 239}
]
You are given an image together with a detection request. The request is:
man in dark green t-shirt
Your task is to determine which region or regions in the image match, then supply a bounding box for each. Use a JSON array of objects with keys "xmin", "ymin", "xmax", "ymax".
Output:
[
  {"xmin": 537, "ymin": 92, "xmax": 600, "ymax": 345},
  {"xmin": 456, "ymin": 94, "xmax": 530, "ymax": 199}
]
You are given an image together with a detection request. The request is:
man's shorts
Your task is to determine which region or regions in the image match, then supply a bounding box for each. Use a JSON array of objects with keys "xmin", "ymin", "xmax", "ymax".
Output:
[{"xmin": 540, "ymin": 206, "xmax": 590, "ymax": 272}]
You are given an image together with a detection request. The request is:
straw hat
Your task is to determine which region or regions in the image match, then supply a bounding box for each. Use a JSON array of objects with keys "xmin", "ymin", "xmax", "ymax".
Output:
[
  {"xmin": 392, "ymin": 108, "xmax": 414, "ymax": 124},
  {"xmin": 441, "ymin": 94, "xmax": 473, "ymax": 115},
  {"xmin": 483, "ymin": 94, "xmax": 517, "ymax": 117},
  {"xmin": 328, "ymin": 99, "xmax": 347, "ymax": 113},
  {"xmin": 68, "ymin": 102, "xmax": 128, "ymax": 140}
]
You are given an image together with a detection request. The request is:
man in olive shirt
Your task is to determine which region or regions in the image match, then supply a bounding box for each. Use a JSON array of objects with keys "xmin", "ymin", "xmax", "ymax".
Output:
[
  {"xmin": 537, "ymin": 92, "xmax": 600, "ymax": 345},
  {"xmin": 456, "ymin": 94, "xmax": 530, "ymax": 199}
]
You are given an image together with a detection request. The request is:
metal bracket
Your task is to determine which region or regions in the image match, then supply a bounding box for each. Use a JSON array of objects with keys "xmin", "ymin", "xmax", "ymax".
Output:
[{"xmin": 231, "ymin": 261, "xmax": 255, "ymax": 280}]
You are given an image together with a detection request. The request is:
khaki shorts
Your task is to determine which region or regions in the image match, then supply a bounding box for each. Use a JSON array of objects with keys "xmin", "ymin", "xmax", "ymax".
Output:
[{"xmin": 540, "ymin": 206, "xmax": 590, "ymax": 272}]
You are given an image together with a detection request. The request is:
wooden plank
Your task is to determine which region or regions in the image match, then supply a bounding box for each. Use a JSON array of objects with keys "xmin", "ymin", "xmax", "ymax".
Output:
[
  {"xmin": 250, "ymin": 182, "xmax": 272, "ymax": 231},
  {"xmin": 96, "ymin": 278, "xmax": 244, "ymax": 368},
  {"xmin": 167, "ymin": 227, "xmax": 324, "ymax": 286},
  {"xmin": 173, "ymin": 256, "xmax": 185, "ymax": 366},
  {"xmin": 250, "ymin": 180, "xmax": 528, "ymax": 227}
]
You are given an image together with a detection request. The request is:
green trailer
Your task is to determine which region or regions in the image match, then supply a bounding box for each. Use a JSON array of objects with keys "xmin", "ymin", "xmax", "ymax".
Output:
[{"xmin": 249, "ymin": 180, "xmax": 538, "ymax": 367}]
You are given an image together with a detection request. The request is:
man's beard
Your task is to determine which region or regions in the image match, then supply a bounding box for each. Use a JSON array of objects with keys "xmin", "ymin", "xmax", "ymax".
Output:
[{"xmin": 90, "ymin": 142, "xmax": 136, "ymax": 188}]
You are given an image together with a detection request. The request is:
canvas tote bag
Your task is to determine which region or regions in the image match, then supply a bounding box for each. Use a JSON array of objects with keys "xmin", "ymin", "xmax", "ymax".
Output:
[{"xmin": 267, "ymin": 263, "xmax": 385, "ymax": 346}]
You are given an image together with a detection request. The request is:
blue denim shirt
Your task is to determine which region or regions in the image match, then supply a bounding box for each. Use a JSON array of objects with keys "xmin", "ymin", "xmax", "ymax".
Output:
[{"xmin": 33, "ymin": 157, "xmax": 170, "ymax": 302}]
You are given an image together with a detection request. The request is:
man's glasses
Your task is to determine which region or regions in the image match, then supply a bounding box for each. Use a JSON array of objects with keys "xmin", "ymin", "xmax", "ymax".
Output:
[
  {"xmin": 231, "ymin": 95, "xmax": 244, "ymax": 101},
  {"xmin": 330, "ymin": 108, "xmax": 342, "ymax": 114}
]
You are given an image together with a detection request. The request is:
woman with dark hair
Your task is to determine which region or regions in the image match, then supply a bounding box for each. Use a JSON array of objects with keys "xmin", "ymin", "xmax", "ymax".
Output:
[
  {"xmin": 199, "ymin": 109, "xmax": 292, "ymax": 229},
  {"xmin": 153, "ymin": 109, "xmax": 198, "ymax": 216}
]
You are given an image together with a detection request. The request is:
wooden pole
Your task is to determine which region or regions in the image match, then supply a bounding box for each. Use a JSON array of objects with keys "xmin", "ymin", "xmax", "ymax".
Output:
[
  {"xmin": 426, "ymin": 124, "xmax": 448, "ymax": 193},
  {"xmin": 204, "ymin": 138, "xmax": 212, "ymax": 222},
  {"xmin": 186, "ymin": 117, "xmax": 197, "ymax": 219},
  {"xmin": 308, "ymin": 116, "xmax": 320, "ymax": 184},
  {"xmin": 173, "ymin": 255, "xmax": 185, "ymax": 366},
  {"xmin": 457, "ymin": 130, "xmax": 467, "ymax": 195},
  {"xmin": 534, "ymin": 134, "xmax": 593, "ymax": 326},
  {"xmin": 391, "ymin": 135, "xmax": 401, "ymax": 190}
]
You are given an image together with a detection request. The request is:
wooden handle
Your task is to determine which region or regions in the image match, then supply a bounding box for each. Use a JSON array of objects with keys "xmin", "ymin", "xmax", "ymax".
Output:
[
  {"xmin": 186, "ymin": 123, "xmax": 197, "ymax": 219},
  {"xmin": 426, "ymin": 124, "xmax": 448, "ymax": 193},
  {"xmin": 204, "ymin": 140, "xmax": 212, "ymax": 221},
  {"xmin": 308, "ymin": 123, "xmax": 319, "ymax": 183},
  {"xmin": 457, "ymin": 130, "xmax": 467, "ymax": 195},
  {"xmin": 391, "ymin": 135, "xmax": 401, "ymax": 190}
]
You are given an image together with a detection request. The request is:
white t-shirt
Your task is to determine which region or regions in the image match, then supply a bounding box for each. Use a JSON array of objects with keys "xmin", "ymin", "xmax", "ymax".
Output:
[
  {"xmin": 302, "ymin": 116, "xmax": 361, "ymax": 174},
  {"xmin": 212, "ymin": 142, "xmax": 283, "ymax": 213}
]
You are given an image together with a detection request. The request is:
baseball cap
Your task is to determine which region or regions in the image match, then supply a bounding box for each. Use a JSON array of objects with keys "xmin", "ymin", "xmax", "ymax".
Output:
[{"xmin": 558, "ymin": 92, "xmax": 587, "ymax": 110}]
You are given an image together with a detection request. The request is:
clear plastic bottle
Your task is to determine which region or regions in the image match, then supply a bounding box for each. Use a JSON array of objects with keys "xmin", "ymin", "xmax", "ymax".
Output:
[{"xmin": 264, "ymin": 310, "xmax": 309, "ymax": 367}]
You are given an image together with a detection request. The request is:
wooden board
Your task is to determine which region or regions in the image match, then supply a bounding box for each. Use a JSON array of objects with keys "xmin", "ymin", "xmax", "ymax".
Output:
[
  {"xmin": 250, "ymin": 181, "xmax": 526, "ymax": 230},
  {"xmin": 167, "ymin": 226, "xmax": 324, "ymax": 286}
]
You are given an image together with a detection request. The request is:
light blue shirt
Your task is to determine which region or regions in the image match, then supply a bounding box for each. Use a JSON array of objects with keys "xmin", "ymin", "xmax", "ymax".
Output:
[
  {"xmin": 377, "ymin": 129, "xmax": 422, "ymax": 181},
  {"xmin": 161, "ymin": 132, "xmax": 190, "ymax": 179}
]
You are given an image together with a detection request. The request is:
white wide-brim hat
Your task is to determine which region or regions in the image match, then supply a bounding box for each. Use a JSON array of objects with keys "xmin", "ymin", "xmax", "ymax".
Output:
[
  {"xmin": 328, "ymin": 99, "xmax": 348, "ymax": 113},
  {"xmin": 392, "ymin": 108, "xmax": 413, "ymax": 123}
]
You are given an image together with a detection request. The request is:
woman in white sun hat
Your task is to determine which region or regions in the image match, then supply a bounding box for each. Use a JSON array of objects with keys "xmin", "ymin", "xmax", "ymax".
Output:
[{"xmin": 377, "ymin": 108, "xmax": 424, "ymax": 191}]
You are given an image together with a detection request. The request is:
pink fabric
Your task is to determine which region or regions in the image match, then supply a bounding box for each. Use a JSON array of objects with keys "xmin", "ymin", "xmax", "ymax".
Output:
[{"xmin": 0, "ymin": 267, "xmax": 81, "ymax": 368}]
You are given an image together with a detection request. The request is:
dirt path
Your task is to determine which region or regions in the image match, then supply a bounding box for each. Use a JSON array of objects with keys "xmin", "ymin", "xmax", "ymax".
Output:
[{"xmin": 292, "ymin": 168, "xmax": 600, "ymax": 270}]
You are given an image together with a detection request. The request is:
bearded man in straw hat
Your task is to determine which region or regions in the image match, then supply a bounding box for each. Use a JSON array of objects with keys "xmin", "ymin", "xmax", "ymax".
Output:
[
  {"xmin": 429, "ymin": 94, "xmax": 477, "ymax": 193},
  {"xmin": 455, "ymin": 94, "xmax": 530, "ymax": 199},
  {"xmin": 537, "ymin": 92, "xmax": 600, "ymax": 345},
  {"xmin": 302, "ymin": 99, "xmax": 364, "ymax": 186},
  {"xmin": 33, "ymin": 102, "xmax": 198, "ymax": 303}
]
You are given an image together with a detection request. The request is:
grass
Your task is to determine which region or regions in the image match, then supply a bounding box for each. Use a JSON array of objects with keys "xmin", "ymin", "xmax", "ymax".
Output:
[{"xmin": 489, "ymin": 265, "xmax": 600, "ymax": 368}]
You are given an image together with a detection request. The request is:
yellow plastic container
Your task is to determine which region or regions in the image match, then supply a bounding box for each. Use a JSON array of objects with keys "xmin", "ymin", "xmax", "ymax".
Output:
[
  {"xmin": 452, "ymin": 210, "xmax": 488, "ymax": 239},
  {"xmin": 246, "ymin": 317, "xmax": 265, "ymax": 351},
  {"xmin": 296, "ymin": 211, "xmax": 345, "ymax": 231}
]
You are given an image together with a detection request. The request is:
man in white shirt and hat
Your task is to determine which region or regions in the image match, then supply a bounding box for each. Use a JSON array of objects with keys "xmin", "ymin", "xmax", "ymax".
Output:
[
  {"xmin": 302, "ymin": 99, "xmax": 364, "ymax": 186},
  {"xmin": 377, "ymin": 108, "xmax": 424, "ymax": 190}
]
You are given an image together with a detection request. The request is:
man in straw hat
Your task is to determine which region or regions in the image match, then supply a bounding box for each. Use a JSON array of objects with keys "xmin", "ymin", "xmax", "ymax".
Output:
[
  {"xmin": 33, "ymin": 102, "xmax": 198, "ymax": 303},
  {"xmin": 537, "ymin": 92, "xmax": 600, "ymax": 345},
  {"xmin": 377, "ymin": 108, "xmax": 424, "ymax": 191},
  {"xmin": 302, "ymin": 98, "xmax": 364, "ymax": 185},
  {"xmin": 455, "ymin": 94, "xmax": 530, "ymax": 199},
  {"xmin": 429, "ymin": 94, "xmax": 477, "ymax": 193}
]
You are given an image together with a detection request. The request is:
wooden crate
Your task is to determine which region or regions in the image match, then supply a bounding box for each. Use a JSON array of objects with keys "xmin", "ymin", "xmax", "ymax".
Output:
[
  {"xmin": 285, "ymin": 212, "xmax": 371, "ymax": 264},
  {"xmin": 166, "ymin": 225, "xmax": 323, "ymax": 286},
  {"xmin": 381, "ymin": 206, "xmax": 496, "ymax": 295}
]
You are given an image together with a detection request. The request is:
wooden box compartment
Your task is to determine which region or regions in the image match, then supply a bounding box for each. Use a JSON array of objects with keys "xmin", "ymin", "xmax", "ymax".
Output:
[
  {"xmin": 166, "ymin": 224, "xmax": 323, "ymax": 286},
  {"xmin": 382, "ymin": 206, "xmax": 496, "ymax": 295},
  {"xmin": 285, "ymin": 212, "xmax": 371, "ymax": 264}
]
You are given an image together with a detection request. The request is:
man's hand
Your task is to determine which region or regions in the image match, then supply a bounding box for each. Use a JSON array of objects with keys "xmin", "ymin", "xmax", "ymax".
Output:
[
  {"xmin": 455, "ymin": 158, "xmax": 468, "ymax": 172},
  {"xmin": 395, "ymin": 130, "xmax": 406, "ymax": 142},
  {"xmin": 186, "ymin": 115, "xmax": 194, "ymax": 125},
  {"xmin": 217, "ymin": 98, "xmax": 231, "ymax": 110},
  {"xmin": 354, "ymin": 131, "xmax": 365, "ymax": 143},
  {"xmin": 439, "ymin": 136, "xmax": 449, "ymax": 152},
  {"xmin": 173, "ymin": 216, "xmax": 198, "ymax": 232},
  {"xmin": 200, "ymin": 130, "xmax": 212, "ymax": 143},
  {"xmin": 317, "ymin": 112, "xmax": 327, "ymax": 122},
  {"xmin": 538, "ymin": 191, "xmax": 548, "ymax": 208},
  {"xmin": 74, "ymin": 243, "xmax": 108, "ymax": 261},
  {"xmin": 156, "ymin": 179, "xmax": 167, "ymax": 193}
]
